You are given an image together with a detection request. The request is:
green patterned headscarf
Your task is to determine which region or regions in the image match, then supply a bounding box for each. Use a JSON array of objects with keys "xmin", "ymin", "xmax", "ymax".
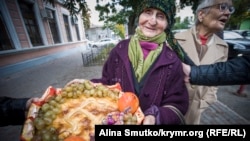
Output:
[{"xmin": 136, "ymin": 0, "xmax": 185, "ymax": 61}]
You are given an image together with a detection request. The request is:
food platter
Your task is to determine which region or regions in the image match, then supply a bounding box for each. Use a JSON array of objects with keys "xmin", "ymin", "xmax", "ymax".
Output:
[{"xmin": 21, "ymin": 80, "xmax": 144, "ymax": 141}]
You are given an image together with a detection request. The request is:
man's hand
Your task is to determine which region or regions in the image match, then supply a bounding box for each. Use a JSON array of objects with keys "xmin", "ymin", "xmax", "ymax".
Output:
[
  {"xmin": 26, "ymin": 97, "xmax": 40, "ymax": 110},
  {"xmin": 182, "ymin": 63, "xmax": 191, "ymax": 83}
]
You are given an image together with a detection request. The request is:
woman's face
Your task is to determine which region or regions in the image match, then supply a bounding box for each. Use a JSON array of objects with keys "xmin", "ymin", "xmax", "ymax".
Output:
[
  {"xmin": 199, "ymin": 0, "xmax": 233, "ymax": 32},
  {"xmin": 138, "ymin": 8, "xmax": 168, "ymax": 37}
]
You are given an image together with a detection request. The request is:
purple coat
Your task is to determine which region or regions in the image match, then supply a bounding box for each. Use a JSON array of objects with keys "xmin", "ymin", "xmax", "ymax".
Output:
[{"xmin": 91, "ymin": 39, "xmax": 188, "ymax": 124}]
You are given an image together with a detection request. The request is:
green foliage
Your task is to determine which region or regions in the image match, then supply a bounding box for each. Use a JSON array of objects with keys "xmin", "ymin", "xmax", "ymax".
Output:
[
  {"xmin": 173, "ymin": 17, "xmax": 192, "ymax": 29},
  {"xmin": 115, "ymin": 24, "xmax": 126, "ymax": 39},
  {"xmin": 226, "ymin": 0, "xmax": 250, "ymax": 29},
  {"xmin": 95, "ymin": 0, "xmax": 140, "ymax": 35},
  {"xmin": 103, "ymin": 23, "xmax": 125, "ymax": 39},
  {"xmin": 179, "ymin": 0, "xmax": 198, "ymax": 14},
  {"xmin": 46, "ymin": 0, "xmax": 250, "ymax": 31},
  {"xmin": 84, "ymin": 44, "xmax": 115, "ymax": 66}
]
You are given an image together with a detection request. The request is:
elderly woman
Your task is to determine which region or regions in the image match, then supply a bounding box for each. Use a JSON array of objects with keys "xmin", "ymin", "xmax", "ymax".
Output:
[
  {"xmin": 88, "ymin": 0, "xmax": 189, "ymax": 125},
  {"xmin": 175, "ymin": 0, "xmax": 234, "ymax": 124}
]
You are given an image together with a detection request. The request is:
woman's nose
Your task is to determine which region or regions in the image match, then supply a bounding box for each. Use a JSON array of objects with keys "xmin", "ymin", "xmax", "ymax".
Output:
[
  {"xmin": 149, "ymin": 16, "xmax": 157, "ymax": 25},
  {"xmin": 224, "ymin": 8, "xmax": 231, "ymax": 15}
]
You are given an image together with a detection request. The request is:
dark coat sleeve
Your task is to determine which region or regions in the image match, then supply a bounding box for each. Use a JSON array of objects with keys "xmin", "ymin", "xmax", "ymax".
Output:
[
  {"xmin": 183, "ymin": 49, "xmax": 196, "ymax": 66},
  {"xmin": 0, "ymin": 96, "xmax": 29, "ymax": 126},
  {"xmin": 190, "ymin": 56, "xmax": 250, "ymax": 86}
]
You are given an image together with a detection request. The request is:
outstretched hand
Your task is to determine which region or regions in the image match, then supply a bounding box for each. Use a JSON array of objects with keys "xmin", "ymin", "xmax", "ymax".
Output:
[
  {"xmin": 182, "ymin": 63, "xmax": 191, "ymax": 83},
  {"xmin": 26, "ymin": 97, "xmax": 40, "ymax": 110}
]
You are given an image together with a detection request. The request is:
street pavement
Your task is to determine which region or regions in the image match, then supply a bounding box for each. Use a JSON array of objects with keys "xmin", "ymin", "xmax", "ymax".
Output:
[{"xmin": 0, "ymin": 46, "xmax": 249, "ymax": 141}]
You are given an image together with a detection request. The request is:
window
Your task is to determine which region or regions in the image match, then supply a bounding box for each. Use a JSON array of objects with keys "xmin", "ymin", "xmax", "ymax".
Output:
[
  {"xmin": 19, "ymin": 0, "xmax": 43, "ymax": 46},
  {"xmin": 0, "ymin": 12, "xmax": 14, "ymax": 51},
  {"xmin": 75, "ymin": 24, "xmax": 80, "ymax": 41},
  {"xmin": 47, "ymin": 9, "xmax": 60, "ymax": 43},
  {"xmin": 71, "ymin": 16, "xmax": 80, "ymax": 41},
  {"xmin": 63, "ymin": 15, "xmax": 72, "ymax": 42}
]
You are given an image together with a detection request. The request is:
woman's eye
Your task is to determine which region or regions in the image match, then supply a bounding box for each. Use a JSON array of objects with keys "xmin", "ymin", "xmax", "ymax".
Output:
[
  {"xmin": 145, "ymin": 10, "xmax": 151, "ymax": 15},
  {"xmin": 157, "ymin": 15, "xmax": 165, "ymax": 20}
]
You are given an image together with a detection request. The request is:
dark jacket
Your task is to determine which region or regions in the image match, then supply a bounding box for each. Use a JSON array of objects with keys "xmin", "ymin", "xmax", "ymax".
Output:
[
  {"xmin": 0, "ymin": 96, "xmax": 29, "ymax": 126},
  {"xmin": 91, "ymin": 39, "xmax": 189, "ymax": 124},
  {"xmin": 190, "ymin": 56, "xmax": 250, "ymax": 86}
]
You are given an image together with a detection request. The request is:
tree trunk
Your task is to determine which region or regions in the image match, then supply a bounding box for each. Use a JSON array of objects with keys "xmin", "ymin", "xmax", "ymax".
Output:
[{"xmin": 127, "ymin": 15, "xmax": 136, "ymax": 36}]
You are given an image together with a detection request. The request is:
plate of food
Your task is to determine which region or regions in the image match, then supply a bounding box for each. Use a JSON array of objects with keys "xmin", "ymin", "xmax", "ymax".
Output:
[{"xmin": 21, "ymin": 80, "xmax": 144, "ymax": 141}]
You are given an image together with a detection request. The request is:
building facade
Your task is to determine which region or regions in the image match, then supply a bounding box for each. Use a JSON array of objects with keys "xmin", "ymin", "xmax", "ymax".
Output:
[{"xmin": 0, "ymin": 0, "xmax": 88, "ymax": 67}]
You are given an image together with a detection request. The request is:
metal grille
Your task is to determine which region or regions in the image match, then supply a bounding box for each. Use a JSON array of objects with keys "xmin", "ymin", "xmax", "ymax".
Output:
[{"xmin": 81, "ymin": 45, "xmax": 113, "ymax": 66}]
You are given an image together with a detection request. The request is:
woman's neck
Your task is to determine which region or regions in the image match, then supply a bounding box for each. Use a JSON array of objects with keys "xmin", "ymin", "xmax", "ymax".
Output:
[{"xmin": 196, "ymin": 25, "xmax": 213, "ymax": 38}]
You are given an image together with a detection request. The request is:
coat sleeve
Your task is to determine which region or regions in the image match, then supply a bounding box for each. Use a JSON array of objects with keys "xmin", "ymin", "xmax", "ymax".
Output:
[
  {"xmin": 0, "ymin": 96, "xmax": 29, "ymax": 126},
  {"xmin": 190, "ymin": 56, "xmax": 250, "ymax": 86},
  {"xmin": 146, "ymin": 58, "xmax": 189, "ymax": 125},
  {"xmin": 157, "ymin": 61, "xmax": 189, "ymax": 124}
]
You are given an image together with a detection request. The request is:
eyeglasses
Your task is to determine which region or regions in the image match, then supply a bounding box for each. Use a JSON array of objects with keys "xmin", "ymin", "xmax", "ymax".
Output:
[{"xmin": 203, "ymin": 3, "xmax": 235, "ymax": 14}]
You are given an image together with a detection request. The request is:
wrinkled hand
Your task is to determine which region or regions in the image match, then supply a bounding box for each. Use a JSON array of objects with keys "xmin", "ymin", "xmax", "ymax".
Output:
[
  {"xmin": 26, "ymin": 97, "xmax": 40, "ymax": 110},
  {"xmin": 182, "ymin": 63, "xmax": 191, "ymax": 83},
  {"xmin": 142, "ymin": 115, "xmax": 155, "ymax": 125},
  {"xmin": 25, "ymin": 97, "xmax": 40, "ymax": 117}
]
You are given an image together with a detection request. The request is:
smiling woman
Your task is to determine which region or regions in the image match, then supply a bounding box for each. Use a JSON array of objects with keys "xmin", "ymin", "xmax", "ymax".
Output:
[{"xmin": 87, "ymin": 0, "xmax": 190, "ymax": 125}]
